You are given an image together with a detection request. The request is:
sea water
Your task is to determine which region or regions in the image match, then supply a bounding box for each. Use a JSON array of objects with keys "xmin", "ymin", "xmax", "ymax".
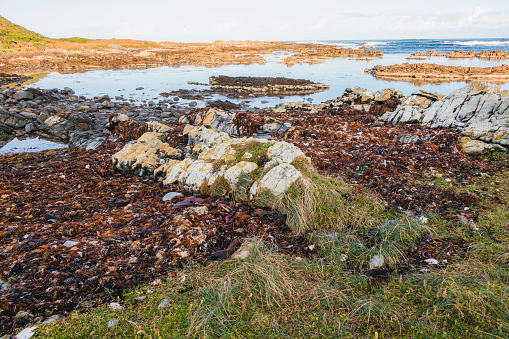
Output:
[
  {"xmin": 0, "ymin": 137, "xmax": 67, "ymax": 155},
  {"xmin": 30, "ymin": 39, "xmax": 509, "ymax": 109}
]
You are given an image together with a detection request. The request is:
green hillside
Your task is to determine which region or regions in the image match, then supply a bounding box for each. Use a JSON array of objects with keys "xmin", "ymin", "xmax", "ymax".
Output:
[{"xmin": 0, "ymin": 15, "xmax": 50, "ymax": 49}]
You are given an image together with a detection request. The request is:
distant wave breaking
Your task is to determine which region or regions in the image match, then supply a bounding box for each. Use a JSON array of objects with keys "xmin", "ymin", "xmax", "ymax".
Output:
[
  {"xmin": 446, "ymin": 40, "xmax": 509, "ymax": 47},
  {"xmin": 294, "ymin": 41, "xmax": 387, "ymax": 48}
]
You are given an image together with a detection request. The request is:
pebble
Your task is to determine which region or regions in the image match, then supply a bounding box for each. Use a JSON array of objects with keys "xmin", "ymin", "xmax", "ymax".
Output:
[
  {"xmin": 42, "ymin": 315, "xmax": 60, "ymax": 324},
  {"xmin": 109, "ymin": 302, "xmax": 123, "ymax": 310},
  {"xmin": 424, "ymin": 258, "xmax": 439, "ymax": 265},
  {"xmin": 369, "ymin": 254, "xmax": 385, "ymax": 269},
  {"xmin": 162, "ymin": 192, "xmax": 183, "ymax": 202},
  {"xmin": 157, "ymin": 298, "xmax": 170, "ymax": 310},
  {"xmin": 107, "ymin": 319, "xmax": 118, "ymax": 328},
  {"xmin": 232, "ymin": 250, "xmax": 250, "ymax": 260},
  {"xmin": 63, "ymin": 240, "xmax": 79, "ymax": 248}
]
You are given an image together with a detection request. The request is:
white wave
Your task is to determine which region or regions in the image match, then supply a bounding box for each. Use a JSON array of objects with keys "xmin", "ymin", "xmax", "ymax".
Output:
[
  {"xmin": 447, "ymin": 40, "xmax": 509, "ymax": 46},
  {"xmin": 293, "ymin": 40, "xmax": 386, "ymax": 48}
]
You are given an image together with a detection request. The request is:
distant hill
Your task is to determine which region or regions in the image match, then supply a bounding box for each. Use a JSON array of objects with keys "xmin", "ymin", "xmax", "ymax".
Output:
[{"xmin": 0, "ymin": 15, "xmax": 50, "ymax": 49}]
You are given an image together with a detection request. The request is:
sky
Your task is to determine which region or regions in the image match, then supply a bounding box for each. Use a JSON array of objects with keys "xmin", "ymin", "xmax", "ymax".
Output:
[{"xmin": 1, "ymin": 0, "xmax": 508, "ymax": 42}]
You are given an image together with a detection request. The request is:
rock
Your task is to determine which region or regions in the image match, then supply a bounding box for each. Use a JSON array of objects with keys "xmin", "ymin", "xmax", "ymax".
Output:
[
  {"xmin": 15, "ymin": 311, "xmax": 32, "ymax": 319},
  {"xmin": 157, "ymin": 298, "xmax": 170, "ymax": 310},
  {"xmin": 194, "ymin": 108, "xmax": 238, "ymax": 135},
  {"xmin": 147, "ymin": 121, "xmax": 171, "ymax": 135},
  {"xmin": 378, "ymin": 91, "xmax": 440, "ymax": 125},
  {"xmin": 424, "ymin": 258, "xmax": 439, "ymax": 265},
  {"xmin": 63, "ymin": 87, "xmax": 75, "ymax": 94},
  {"xmin": 112, "ymin": 132, "xmax": 182, "ymax": 175},
  {"xmin": 67, "ymin": 113, "xmax": 93, "ymax": 131},
  {"xmin": 460, "ymin": 137, "xmax": 506, "ymax": 155},
  {"xmin": 265, "ymin": 141, "xmax": 308, "ymax": 169},
  {"xmin": 163, "ymin": 158, "xmax": 194, "ymax": 186},
  {"xmin": 42, "ymin": 315, "xmax": 60, "ymax": 324},
  {"xmin": 63, "ymin": 240, "xmax": 79, "ymax": 248},
  {"xmin": 250, "ymin": 163, "xmax": 304, "ymax": 197},
  {"xmin": 107, "ymin": 319, "xmax": 118, "ymax": 328},
  {"xmin": 69, "ymin": 130, "xmax": 114, "ymax": 150},
  {"xmin": 14, "ymin": 327, "xmax": 37, "ymax": 339},
  {"xmin": 38, "ymin": 113, "xmax": 49, "ymax": 122},
  {"xmin": 374, "ymin": 88, "xmax": 396, "ymax": 102},
  {"xmin": 189, "ymin": 101, "xmax": 198, "ymax": 107},
  {"xmin": 209, "ymin": 75, "xmax": 329, "ymax": 98},
  {"xmin": 0, "ymin": 110, "xmax": 29, "ymax": 132},
  {"xmin": 369, "ymin": 254, "xmax": 385, "ymax": 269},
  {"xmin": 13, "ymin": 90, "xmax": 34, "ymax": 101},
  {"xmin": 380, "ymin": 82, "xmax": 509, "ymax": 153},
  {"xmin": 162, "ymin": 192, "xmax": 183, "ymax": 202},
  {"xmin": 43, "ymin": 115, "xmax": 76, "ymax": 139},
  {"xmin": 232, "ymin": 240, "xmax": 256, "ymax": 260},
  {"xmin": 224, "ymin": 161, "xmax": 258, "ymax": 186},
  {"xmin": 259, "ymin": 121, "xmax": 282, "ymax": 134},
  {"xmin": 97, "ymin": 94, "xmax": 110, "ymax": 103},
  {"xmin": 182, "ymin": 160, "xmax": 214, "ymax": 190},
  {"xmin": 109, "ymin": 302, "xmax": 123, "ymax": 311},
  {"xmin": 366, "ymin": 63, "xmax": 509, "ymax": 84},
  {"xmin": 343, "ymin": 87, "xmax": 374, "ymax": 104},
  {"xmin": 186, "ymin": 206, "xmax": 209, "ymax": 216}
]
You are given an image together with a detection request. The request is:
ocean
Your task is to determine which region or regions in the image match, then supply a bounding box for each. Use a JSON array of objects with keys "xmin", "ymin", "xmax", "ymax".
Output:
[
  {"xmin": 294, "ymin": 39, "xmax": 509, "ymax": 55},
  {"xmin": 31, "ymin": 39, "xmax": 509, "ymax": 109}
]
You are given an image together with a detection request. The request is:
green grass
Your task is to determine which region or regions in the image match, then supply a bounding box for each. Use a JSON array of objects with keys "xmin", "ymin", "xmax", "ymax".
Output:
[
  {"xmin": 232, "ymin": 140, "xmax": 274, "ymax": 164},
  {"xmin": 0, "ymin": 15, "xmax": 50, "ymax": 49},
  {"xmin": 57, "ymin": 37, "xmax": 92, "ymax": 43}
]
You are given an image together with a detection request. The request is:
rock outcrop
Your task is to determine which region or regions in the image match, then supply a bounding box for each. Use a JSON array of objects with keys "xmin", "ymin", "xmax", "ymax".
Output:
[
  {"xmin": 112, "ymin": 122, "xmax": 311, "ymax": 200},
  {"xmin": 209, "ymin": 76, "xmax": 330, "ymax": 99},
  {"xmin": 408, "ymin": 49, "xmax": 509, "ymax": 61},
  {"xmin": 365, "ymin": 63, "xmax": 509, "ymax": 84},
  {"xmin": 378, "ymin": 90, "xmax": 443, "ymax": 125},
  {"xmin": 379, "ymin": 82, "xmax": 509, "ymax": 155},
  {"xmin": 315, "ymin": 87, "xmax": 401, "ymax": 112}
]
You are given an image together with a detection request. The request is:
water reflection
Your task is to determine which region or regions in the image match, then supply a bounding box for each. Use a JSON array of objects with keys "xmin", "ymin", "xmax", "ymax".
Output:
[
  {"xmin": 30, "ymin": 52, "xmax": 509, "ymax": 109},
  {"xmin": 0, "ymin": 137, "xmax": 67, "ymax": 155}
]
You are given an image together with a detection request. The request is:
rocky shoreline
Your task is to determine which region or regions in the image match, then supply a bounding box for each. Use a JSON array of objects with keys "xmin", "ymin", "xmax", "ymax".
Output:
[
  {"xmin": 365, "ymin": 63, "xmax": 509, "ymax": 84},
  {"xmin": 408, "ymin": 49, "xmax": 509, "ymax": 60},
  {"xmin": 2, "ymin": 81, "xmax": 509, "ymax": 336},
  {"xmin": 0, "ymin": 41, "xmax": 383, "ymax": 75}
]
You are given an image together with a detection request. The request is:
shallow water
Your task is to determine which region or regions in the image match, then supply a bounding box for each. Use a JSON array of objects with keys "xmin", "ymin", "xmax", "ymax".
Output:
[
  {"xmin": 0, "ymin": 137, "xmax": 67, "ymax": 155},
  {"xmin": 31, "ymin": 51, "xmax": 509, "ymax": 109}
]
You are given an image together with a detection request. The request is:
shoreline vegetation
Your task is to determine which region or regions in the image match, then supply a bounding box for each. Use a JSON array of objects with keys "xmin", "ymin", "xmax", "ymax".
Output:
[{"xmin": 1, "ymin": 15, "xmax": 509, "ymax": 339}]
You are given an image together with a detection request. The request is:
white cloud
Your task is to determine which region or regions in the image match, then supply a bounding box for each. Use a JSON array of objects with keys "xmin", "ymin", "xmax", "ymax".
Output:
[{"xmin": 1, "ymin": 0, "xmax": 508, "ymax": 41}]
